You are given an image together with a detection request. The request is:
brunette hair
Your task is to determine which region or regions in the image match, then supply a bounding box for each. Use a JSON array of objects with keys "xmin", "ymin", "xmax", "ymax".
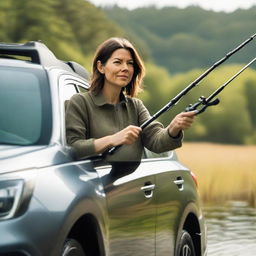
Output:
[{"xmin": 90, "ymin": 37, "xmax": 145, "ymax": 97}]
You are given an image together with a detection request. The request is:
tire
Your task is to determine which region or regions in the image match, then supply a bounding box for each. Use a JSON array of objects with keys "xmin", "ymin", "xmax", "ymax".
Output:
[
  {"xmin": 62, "ymin": 239, "xmax": 86, "ymax": 256},
  {"xmin": 176, "ymin": 230, "xmax": 196, "ymax": 256}
]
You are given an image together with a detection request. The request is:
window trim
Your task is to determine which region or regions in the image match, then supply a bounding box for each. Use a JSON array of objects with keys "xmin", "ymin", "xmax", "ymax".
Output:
[{"xmin": 58, "ymin": 75, "xmax": 89, "ymax": 146}]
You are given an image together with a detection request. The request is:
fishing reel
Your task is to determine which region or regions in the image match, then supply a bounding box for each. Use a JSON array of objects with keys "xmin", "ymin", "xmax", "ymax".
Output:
[{"xmin": 186, "ymin": 96, "xmax": 220, "ymax": 115}]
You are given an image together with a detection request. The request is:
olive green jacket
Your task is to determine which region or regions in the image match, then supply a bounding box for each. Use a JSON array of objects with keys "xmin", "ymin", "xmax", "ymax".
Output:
[{"xmin": 65, "ymin": 91, "xmax": 183, "ymax": 161}]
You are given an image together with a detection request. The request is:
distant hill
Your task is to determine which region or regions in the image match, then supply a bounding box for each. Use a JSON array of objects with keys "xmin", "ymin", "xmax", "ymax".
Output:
[{"xmin": 104, "ymin": 6, "xmax": 256, "ymax": 73}]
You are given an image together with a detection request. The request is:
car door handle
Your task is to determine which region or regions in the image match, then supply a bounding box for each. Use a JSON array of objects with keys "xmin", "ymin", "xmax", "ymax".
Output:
[
  {"xmin": 141, "ymin": 183, "xmax": 155, "ymax": 198},
  {"xmin": 174, "ymin": 179, "xmax": 184, "ymax": 185},
  {"xmin": 174, "ymin": 177, "xmax": 184, "ymax": 191}
]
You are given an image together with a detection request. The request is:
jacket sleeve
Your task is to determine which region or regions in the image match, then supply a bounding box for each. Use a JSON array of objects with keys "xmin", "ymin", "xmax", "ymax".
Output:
[
  {"xmin": 135, "ymin": 98, "xmax": 183, "ymax": 153},
  {"xmin": 65, "ymin": 94, "xmax": 96, "ymax": 159}
]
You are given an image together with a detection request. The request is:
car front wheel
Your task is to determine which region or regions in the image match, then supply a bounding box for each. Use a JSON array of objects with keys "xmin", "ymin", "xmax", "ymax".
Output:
[
  {"xmin": 176, "ymin": 230, "xmax": 196, "ymax": 256},
  {"xmin": 62, "ymin": 239, "xmax": 86, "ymax": 256}
]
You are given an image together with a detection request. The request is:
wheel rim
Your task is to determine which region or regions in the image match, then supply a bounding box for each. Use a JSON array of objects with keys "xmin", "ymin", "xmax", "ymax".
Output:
[
  {"xmin": 63, "ymin": 245, "xmax": 77, "ymax": 256},
  {"xmin": 182, "ymin": 244, "xmax": 192, "ymax": 256},
  {"xmin": 62, "ymin": 239, "xmax": 85, "ymax": 256}
]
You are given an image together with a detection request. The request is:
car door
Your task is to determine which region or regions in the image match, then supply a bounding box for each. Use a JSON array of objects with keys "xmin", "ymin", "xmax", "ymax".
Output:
[
  {"xmin": 144, "ymin": 150, "xmax": 188, "ymax": 256},
  {"xmin": 59, "ymin": 81, "xmax": 157, "ymax": 255},
  {"xmin": 95, "ymin": 160, "xmax": 157, "ymax": 256}
]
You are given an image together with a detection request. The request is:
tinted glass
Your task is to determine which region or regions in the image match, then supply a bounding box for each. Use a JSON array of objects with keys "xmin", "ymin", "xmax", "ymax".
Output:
[{"xmin": 0, "ymin": 66, "xmax": 52, "ymax": 145}]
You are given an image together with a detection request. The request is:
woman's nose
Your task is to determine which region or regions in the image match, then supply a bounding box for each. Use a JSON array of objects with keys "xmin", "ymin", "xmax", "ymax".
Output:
[
  {"xmin": 121, "ymin": 63, "xmax": 129, "ymax": 71},
  {"xmin": 122, "ymin": 65, "xmax": 128, "ymax": 71}
]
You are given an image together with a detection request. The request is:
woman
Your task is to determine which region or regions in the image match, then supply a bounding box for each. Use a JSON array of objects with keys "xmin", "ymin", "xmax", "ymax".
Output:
[{"xmin": 65, "ymin": 37, "xmax": 195, "ymax": 161}]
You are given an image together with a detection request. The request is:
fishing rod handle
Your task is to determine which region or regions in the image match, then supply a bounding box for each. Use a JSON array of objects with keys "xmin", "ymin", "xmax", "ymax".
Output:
[
  {"xmin": 107, "ymin": 108, "xmax": 167, "ymax": 154},
  {"xmin": 196, "ymin": 98, "xmax": 220, "ymax": 115},
  {"xmin": 185, "ymin": 102, "xmax": 201, "ymax": 112},
  {"xmin": 107, "ymin": 116, "xmax": 153, "ymax": 154},
  {"xmin": 107, "ymin": 144, "xmax": 121, "ymax": 155},
  {"xmin": 185, "ymin": 96, "xmax": 207, "ymax": 112}
]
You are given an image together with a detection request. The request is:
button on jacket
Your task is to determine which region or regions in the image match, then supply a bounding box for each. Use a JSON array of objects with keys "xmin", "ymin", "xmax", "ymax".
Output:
[{"xmin": 65, "ymin": 91, "xmax": 183, "ymax": 161}]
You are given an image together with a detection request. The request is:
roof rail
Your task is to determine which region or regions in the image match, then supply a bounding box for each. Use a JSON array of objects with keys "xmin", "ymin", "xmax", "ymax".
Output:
[{"xmin": 0, "ymin": 41, "xmax": 89, "ymax": 80}]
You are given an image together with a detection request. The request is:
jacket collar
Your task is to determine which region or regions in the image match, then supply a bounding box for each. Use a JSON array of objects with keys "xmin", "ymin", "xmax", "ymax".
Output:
[{"xmin": 89, "ymin": 90, "xmax": 128, "ymax": 106}]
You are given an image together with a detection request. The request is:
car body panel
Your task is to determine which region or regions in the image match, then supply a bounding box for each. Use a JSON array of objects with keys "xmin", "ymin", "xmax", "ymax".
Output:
[
  {"xmin": 96, "ymin": 162, "xmax": 156, "ymax": 256},
  {"xmin": 0, "ymin": 43, "xmax": 207, "ymax": 256}
]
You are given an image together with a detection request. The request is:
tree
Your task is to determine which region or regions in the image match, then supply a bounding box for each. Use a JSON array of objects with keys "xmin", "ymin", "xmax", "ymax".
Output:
[
  {"xmin": 139, "ymin": 62, "xmax": 172, "ymax": 119},
  {"xmin": 244, "ymin": 79, "xmax": 256, "ymax": 127},
  {"xmin": 0, "ymin": 0, "xmax": 13, "ymax": 41},
  {"xmin": 0, "ymin": 0, "xmax": 125, "ymax": 65}
]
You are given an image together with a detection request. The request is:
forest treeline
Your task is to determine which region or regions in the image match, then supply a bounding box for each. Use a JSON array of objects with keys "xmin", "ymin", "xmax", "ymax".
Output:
[
  {"xmin": 0, "ymin": 0, "xmax": 124, "ymax": 68},
  {"xmin": 0, "ymin": 0, "xmax": 255, "ymax": 144},
  {"xmin": 104, "ymin": 6, "xmax": 256, "ymax": 74}
]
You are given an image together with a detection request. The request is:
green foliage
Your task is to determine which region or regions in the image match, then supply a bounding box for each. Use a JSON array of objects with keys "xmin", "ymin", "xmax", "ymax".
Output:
[
  {"xmin": 60, "ymin": 0, "xmax": 124, "ymax": 55},
  {"xmin": 138, "ymin": 62, "xmax": 173, "ymax": 115},
  {"xmin": 0, "ymin": 0, "xmax": 123, "ymax": 65},
  {"xmin": 0, "ymin": 0, "xmax": 13, "ymax": 41},
  {"xmin": 244, "ymin": 79, "xmax": 256, "ymax": 127},
  {"xmin": 104, "ymin": 6, "xmax": 256, "ymax": 73}
]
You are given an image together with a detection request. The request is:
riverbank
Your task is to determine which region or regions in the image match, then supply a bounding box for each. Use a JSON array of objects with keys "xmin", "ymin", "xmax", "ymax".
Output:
[{"xmin": 176, "ymin": 143, "xmax": 256, "ymax": 206}]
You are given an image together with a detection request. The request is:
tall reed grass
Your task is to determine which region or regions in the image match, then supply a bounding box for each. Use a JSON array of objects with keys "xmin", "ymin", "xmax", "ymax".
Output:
[{"xmin": 176, "ymin": 143, "xmax": 256, "ymax": 206}]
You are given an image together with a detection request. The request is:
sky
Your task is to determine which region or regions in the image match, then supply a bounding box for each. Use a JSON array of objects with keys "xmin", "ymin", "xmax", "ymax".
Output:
[{"xmin": 88, "ymin": 0, "xmax": 256, "ymax": 12}]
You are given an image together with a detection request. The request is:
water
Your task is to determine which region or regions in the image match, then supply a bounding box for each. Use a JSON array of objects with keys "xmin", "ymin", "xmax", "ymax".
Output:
[{"xmin": 204, "ymin": 201, "xmax": 256, "ymax": 256}]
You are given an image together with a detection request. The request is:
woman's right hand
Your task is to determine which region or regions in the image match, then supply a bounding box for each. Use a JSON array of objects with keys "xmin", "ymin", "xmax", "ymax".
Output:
[
  {"xmin": 94, "ymin": 125, "xmax": 141, "ymax": 154},
  {"xmin": 110, "ymin": 125, "xmax": 142, "ymax": 146}
]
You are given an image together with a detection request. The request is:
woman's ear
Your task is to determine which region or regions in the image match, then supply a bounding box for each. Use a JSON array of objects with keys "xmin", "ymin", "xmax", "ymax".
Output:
[{"xmin": 97, "ymin": 60, "xmax": 105, "ymax": 74}]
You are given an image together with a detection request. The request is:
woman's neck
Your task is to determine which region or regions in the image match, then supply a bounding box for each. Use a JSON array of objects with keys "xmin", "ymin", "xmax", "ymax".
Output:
[{"xmin": 102, "ymin": 84, "xmax": 121, "ymax": 104}]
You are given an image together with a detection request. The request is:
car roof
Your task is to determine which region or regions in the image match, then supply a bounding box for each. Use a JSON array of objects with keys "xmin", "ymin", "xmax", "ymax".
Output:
[
  {"xmin": 0, "ymin": 41, "xmax": 89, "ymax": 80},
  {"xmin": 0, "ymin": 58, "xmax": 45, "ymax": 70}
]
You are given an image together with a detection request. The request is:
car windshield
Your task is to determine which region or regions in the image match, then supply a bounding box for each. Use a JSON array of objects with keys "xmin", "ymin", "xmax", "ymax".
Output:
[{"xmin": 0, "ymin": 66, "xmax": 52, "ymax": 145}]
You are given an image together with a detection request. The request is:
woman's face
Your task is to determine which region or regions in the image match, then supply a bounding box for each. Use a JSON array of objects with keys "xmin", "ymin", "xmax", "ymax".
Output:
[{"xmin": 98, "ymin": 48, "xmax": 135, "ymax": 90}]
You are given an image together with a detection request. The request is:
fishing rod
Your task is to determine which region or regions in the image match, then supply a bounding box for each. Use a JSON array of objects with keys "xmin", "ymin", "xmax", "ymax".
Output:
[
  {"xmin": 107, "ymin": 33, "xmax": 256, "ymax": 155},
  {"xmin": 185, "ymin": 57, "xmax": 256, "ymax": 115}
]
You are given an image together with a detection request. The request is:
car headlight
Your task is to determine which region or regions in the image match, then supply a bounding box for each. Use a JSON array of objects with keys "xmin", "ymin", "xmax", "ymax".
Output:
[{"xmin": 0, "ymin": 179, "xmax": 24, "ymax": 220}]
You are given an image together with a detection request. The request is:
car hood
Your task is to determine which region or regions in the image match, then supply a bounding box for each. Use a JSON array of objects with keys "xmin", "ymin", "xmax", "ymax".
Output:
[{"xmin": 0, "ymin": 144, "xmax": 71, "ymax": 174}]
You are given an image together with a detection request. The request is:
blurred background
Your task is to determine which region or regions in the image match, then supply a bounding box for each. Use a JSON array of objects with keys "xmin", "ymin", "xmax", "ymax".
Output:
[{"xmin": 1, "ymin": 0, "xmax": 256, "ymax": 254}]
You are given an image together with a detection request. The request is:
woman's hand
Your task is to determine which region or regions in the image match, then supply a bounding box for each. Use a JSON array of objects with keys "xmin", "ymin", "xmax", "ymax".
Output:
[
  {"xmin": 168, "ymin": 111, "xmax": 196, "ymax": 137},
  {"xmin": 94, "ymin": 125, "xmax": 141, "ymax": 154},
  {"xmin": 110, "ymin": 125, "xmax": 142, "ymax": 146}
]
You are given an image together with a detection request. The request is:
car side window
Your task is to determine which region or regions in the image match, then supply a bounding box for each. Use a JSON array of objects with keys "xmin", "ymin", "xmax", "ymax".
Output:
[
  {"xmin": 59, "ymin": 83, "xmax": 78, "ymax": 103},
  {"xmin": 77, "ymin": 85, "xmax": 88, "ymax": 93},
  {"xmin": 59, "ymin": 79, "xmax": 80, "ymax": 144},
  {"xmin": 59, "ymin": 76, "xmax": 88, "ymax": 109},
  {"xmin": 59, "ymin": 76, "xmax": 89, "ymax": 145}
]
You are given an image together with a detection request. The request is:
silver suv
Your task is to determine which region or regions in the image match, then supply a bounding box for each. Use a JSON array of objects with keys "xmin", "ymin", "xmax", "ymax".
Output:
[{"xmin": 0, "ymin": 42, "xmax": 207, "ymax": 256}]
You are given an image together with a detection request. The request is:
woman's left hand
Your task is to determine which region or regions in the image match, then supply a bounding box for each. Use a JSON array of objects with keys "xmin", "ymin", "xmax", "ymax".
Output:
[{"xmin": 168, "ymin": 111, "xmax": 196, "ymax": 137}]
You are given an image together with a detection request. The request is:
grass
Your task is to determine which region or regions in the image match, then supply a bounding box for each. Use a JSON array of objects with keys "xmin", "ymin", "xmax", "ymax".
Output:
[{"xmin": 176, "ymin": 143, "xmax": 256, "ymax": 206}]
